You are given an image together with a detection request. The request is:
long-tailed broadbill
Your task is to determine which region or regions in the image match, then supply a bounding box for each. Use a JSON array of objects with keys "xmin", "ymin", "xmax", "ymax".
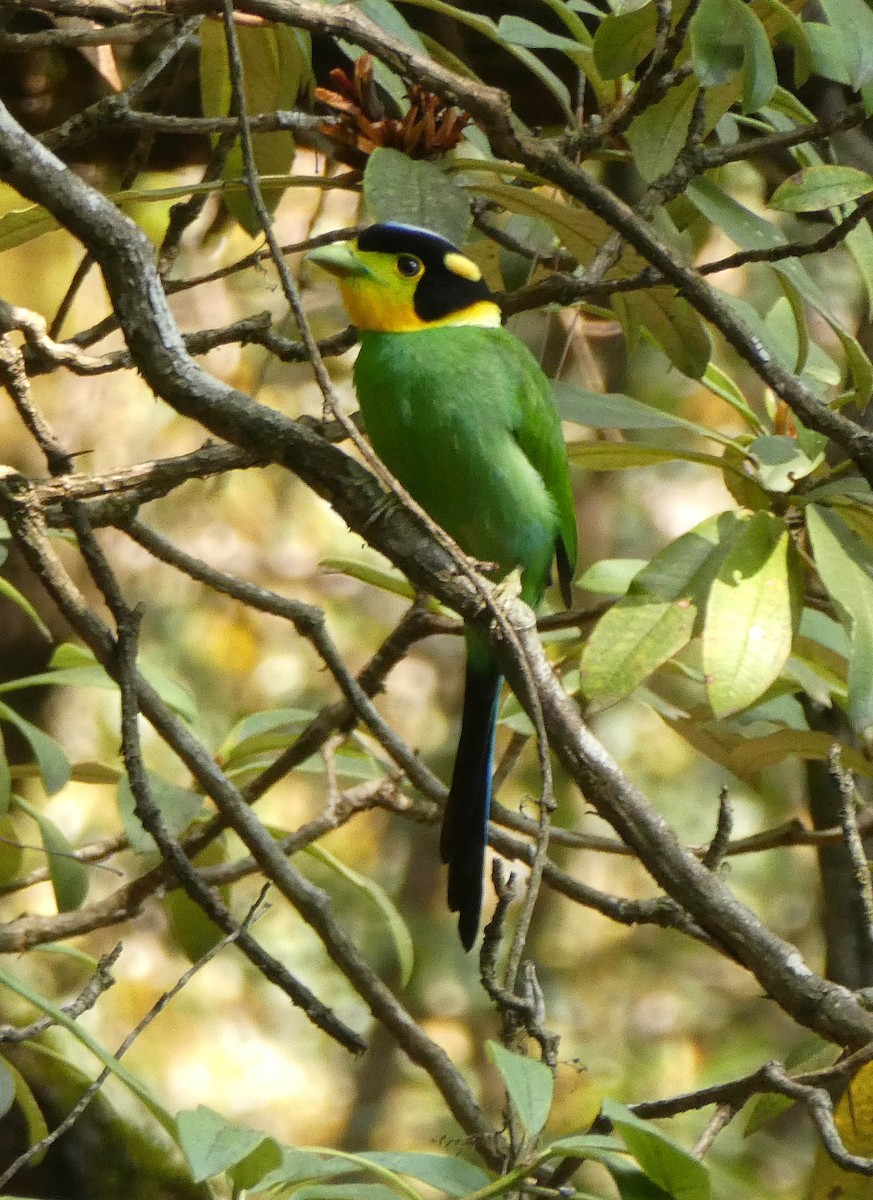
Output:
[{"xmin": 308, "ymin": 222, "xmax": 577, "ymax": 949}]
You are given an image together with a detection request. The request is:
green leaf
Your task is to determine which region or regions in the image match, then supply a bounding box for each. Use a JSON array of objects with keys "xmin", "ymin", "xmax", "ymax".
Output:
[
  {"xmin": 737, "ymin": 1, "xmax": 778, "ymax": 111},
  {"xmin": 338, "ymin": 0, "xmax": 426, "ymax": 56},
  {"xmin": 567, "ymin": 441, "xmax": 734, "ymax": 474},
  {"xmin": 700, "ymin": 363, "xmax": 766, "ymax": 432},
  {"xmin": 0, "ymin": 814, "xmax": 23, "ymax": 884},
  {"xmin": 0, "ymin": 575, "xmax": 50, "ymax": 639},
  {"xmin": 48, "ymin": 641, "xmax": 192, "ymax": 714},
  {"xmin": 817, "ymin": 0, "xmax": 873, "ymax": 88},
  {"xmin": 494, "ymin": 47, "xmax": 575, "ymax": 119},
  {"xmin": 487, "ymin": 1042, "xmax": 554, "ymax": 1141},
  {"xmin": 14, "ymin": 797, "xmax": 88, "ymax": 912},
  {"xmin": 177, "ymin": 1105, "xmax": 281, "ymax": 1183},
  {"xmin": 139, "ymin": 661, "xmax": 198, "ymax": 725},
  {"xmin": 306, "ymin": 844, "xmax": 415, "ymax": 987},
  {"xmin": 0, "ymin": 197, "xmax": 59, "ymax": 251},
  {"xmin": 364, "ymin": 148, "xmax": 472, "ymax": 247},
  {"xmin": 296, "ymin": 747, "xmax": 385, "ymax": 783},
  {"xmin": 0, "ymin": 1055, "xmax": 48, "ymax": 1157},
  {"xmin": 291, "ymin": 1187, "xmax": 406, "ymax": 1200},
  {"xmin": 757, "ymin": 0, "xmax": 812, "ymax": 87},
  {"xmin": 496, "ymin": 14, "xmax": 582, "ymax": 52},
  {"xmin": 578, "ymin": 559, "xmax": 650, "ymax": 595},
  {"xmin": 0, "ymin": 1058, "xmax": 15, "ymax": 1120},
  {"xmin": 805, "ymin": 22, "xmax": 859, "ymax": 88},
  {"xmin": 230, "ymin": 1138, "xmax": 286, "ymax": 1190},
  {"xmin": 0, "ymin": 703, "xmax": 70, "ymax": 795},
  {"xmin": 603, "ymin": 1099, "xmax": 711, "ymax": 1200},
  {"xmin": 219, "ymin": 706, "xmax": 314, "ymax": 766},
  {"xmin": 769, "ymin": 282, "xmax": 810, "ymax": 377},
  {"xmin": 607, "ymin": 1156, "xmax": 675, "ymax": 1199},
  {"xmin": 198, "ymin": 14, "xmax": 231, "ymax": 118},
  {"xmin": 687, "ymin": 177, "xmax": 873, "ymax": 407},
  {"xmin": 0, "ymin": 667, "xmax": 115, "ymax": 694},
  {"xmin": 116, "ymin": 772, "xmax": 204, "ymax": 855},
  {"xmin": 702, "ymin": 512, "xmax": 800, "ymax": 718},
  {"xmin": 498, "ymin": 213, "xmax": 556, "ymax": 291},
  {"xmin": 579, "ymin": 512, "xmax": 745, "ymax": 706},
  {"xmin": 593, "ymin": 2, "xmax": 659, "ymax": 78},
  {"xmin": 546, "ymin": 1133, "xmax": 626, "ymax": 1158},
  {"xmin": 806, "ymin": 504, "xmax": 873, "ymax": 732},
  {"xmin": 0, "ymin": 734, "xmax": 10, "ymax": 816},
  {"xmin": 252, "ymin": 1147, "xmax": 427, "ymax": 1199},
  {"xmin": 50, "ymin": 642, "xmax": 99, "ymax": 669},
  {"xmin": 747, "ymin": 434, "xmax": 824, "ymax": 492},
  {"xmin": 163, "ymin": 838, "xmax": 230, "ymax": 962},
  {"xmin": 409, "ymin": 0, "xmax": 587, "ymax": 109},
  {"xmin": 627, "ymin": 78, "xmax": 700, "ymax": 183},
  {"xmin": 322, "ymin": 556, "xmax": 420, "ymax": 602},
  {"xmin": 691, "ymin": 0, "xmax": 776, "ymax": 111},
  {"xmin": 845, "ymin": 208, "xmax": 873, "ymax": 320},
  {"xmin": 743, "ymin": 1091, "xmax": 796, "ymax": 1137},
  {"xmin": 771, "ymin": 165, "xmax": 873, "ymax": 212},
  {"xmin": 665, "ymin": 720, "xmax": 872, "ymax": 779},
  {"xmin": 334, "ymin": 6, "xmax": 422, "ymax": 104},
  {"xmin": 612, "ymin": 287, "xmax": 712, "ymax": 378},
  {"xmin": 687, "ymin": 176, "xmax": 784, "ymax": 256},
  {"xmin": 359, "ymin": 1152, "xmax": 490, "ymax": 1196},
  {"xmin": 552, "ymin": 381, "xmax": 722, "ymax": 439},
  {"xmin": 0, "ymin": 643, "xmax": 120, "ymax": 694},
  {"xmin": 689, "ymin": 0, "xmax": 743, "ymax": 83},
  {"xmin": 253, "ymin": 1148, "xmax": 356, "ymax": 1190}
]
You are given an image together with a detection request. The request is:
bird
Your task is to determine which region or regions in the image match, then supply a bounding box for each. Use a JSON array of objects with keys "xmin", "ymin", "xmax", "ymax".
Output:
[{"xmin": 307, "ymin": 222, "xmax": 577, "ymax": 950}]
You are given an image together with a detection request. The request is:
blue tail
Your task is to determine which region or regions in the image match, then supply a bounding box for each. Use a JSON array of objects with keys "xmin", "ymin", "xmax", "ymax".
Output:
[{"xmin": 440, "ymin": 638, "xmax": 502, "ymax": 951}]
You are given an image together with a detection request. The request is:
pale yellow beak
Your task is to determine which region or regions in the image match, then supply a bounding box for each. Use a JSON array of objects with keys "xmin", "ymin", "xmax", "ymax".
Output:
[{"xmin": 305, "ymin": 240, "xmax": 370, "ymax": 279}]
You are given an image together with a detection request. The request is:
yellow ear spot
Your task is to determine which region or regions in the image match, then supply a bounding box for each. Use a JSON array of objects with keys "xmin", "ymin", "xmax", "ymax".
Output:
[{"xmin": 444, "ymin": 251, "xmax": 482, "ymax": 282}]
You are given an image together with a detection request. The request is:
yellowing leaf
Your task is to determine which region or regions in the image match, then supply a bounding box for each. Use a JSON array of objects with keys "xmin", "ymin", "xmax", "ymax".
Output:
[
  {"xmin": 580, "ymin": 512, "xmax": 745, "ymax": 706},
  {"xmin": 665, "ymin": 722, "xmax": 873, "ymax": 779},
  {"xmin": 702, "ymin": 513, "xmax": 800, "ymax": 717},
  {"xmin": 809, "ymin": 1060, "xmax": 873, "ymax": 1199}
]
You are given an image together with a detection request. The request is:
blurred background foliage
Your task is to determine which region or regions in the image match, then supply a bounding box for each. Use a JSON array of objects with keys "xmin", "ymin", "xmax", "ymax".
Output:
[{"xmin": 3, "ymin": 0, "xmax": 873, "ymax": 1197}]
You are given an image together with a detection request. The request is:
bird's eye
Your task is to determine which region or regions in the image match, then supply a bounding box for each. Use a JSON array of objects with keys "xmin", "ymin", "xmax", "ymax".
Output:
[{"xmin": 396, "ymin": 255, "xmax": 421, "ymax": 278}]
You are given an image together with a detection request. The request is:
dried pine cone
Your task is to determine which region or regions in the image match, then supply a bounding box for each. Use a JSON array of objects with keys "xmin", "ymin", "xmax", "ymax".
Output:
[{"xmin": 315, "ymin": 53, "xmax": 471, "ymax": 164}]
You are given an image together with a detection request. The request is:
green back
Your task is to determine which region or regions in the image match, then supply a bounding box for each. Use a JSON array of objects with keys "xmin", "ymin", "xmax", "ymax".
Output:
[{"xmin": 354, "ymin": 324, "xmax": 576, "ymax": 607}]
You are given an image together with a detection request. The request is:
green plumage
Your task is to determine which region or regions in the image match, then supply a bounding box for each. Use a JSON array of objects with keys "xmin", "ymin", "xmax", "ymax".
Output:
[
  {"xmin": 354, "ymin": 325, "xmax": 576, "ymax": 607},
  {"xmin": 354, "ymin": 323, "xmax": 576, "ymax": 948}
]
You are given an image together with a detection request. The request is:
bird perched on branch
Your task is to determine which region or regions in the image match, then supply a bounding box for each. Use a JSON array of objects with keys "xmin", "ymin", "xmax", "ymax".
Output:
[{"xmin": 308, "ymin": 223, "xmax": 576, "ymax": 950}]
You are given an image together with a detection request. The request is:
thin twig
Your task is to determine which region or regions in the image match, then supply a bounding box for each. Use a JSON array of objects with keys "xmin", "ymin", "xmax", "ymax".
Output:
[
  {"xmin": 830, "ymin": 745, "xmax": 873, "ymax": 953},
  {"xmin": 0, "ymin": 900, "xmax": 266, "ymax": 1190},
  {"xmin": 702, "ymin": 788, "xmax": 733, "ymax": 871},
  {"xmin": 0, "ymin": 944, "xmax": 122, "ymax": 1044}
]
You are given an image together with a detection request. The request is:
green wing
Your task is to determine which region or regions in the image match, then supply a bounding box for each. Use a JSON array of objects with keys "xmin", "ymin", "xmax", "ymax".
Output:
[{"xmin": 502, "ymin": 332, "xmax": 578, "ymax": 604}]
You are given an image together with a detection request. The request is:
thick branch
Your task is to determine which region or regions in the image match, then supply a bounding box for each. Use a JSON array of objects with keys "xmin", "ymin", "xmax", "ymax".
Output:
[{"xmin": 1, "ymin": 100, "xmax": 871, "ymax": 1051}]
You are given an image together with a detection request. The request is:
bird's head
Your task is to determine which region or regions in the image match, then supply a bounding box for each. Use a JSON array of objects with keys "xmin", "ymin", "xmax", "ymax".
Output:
[{"xmin": 306, "ymin": 222, "xmax": 501, "ymax": 332}]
